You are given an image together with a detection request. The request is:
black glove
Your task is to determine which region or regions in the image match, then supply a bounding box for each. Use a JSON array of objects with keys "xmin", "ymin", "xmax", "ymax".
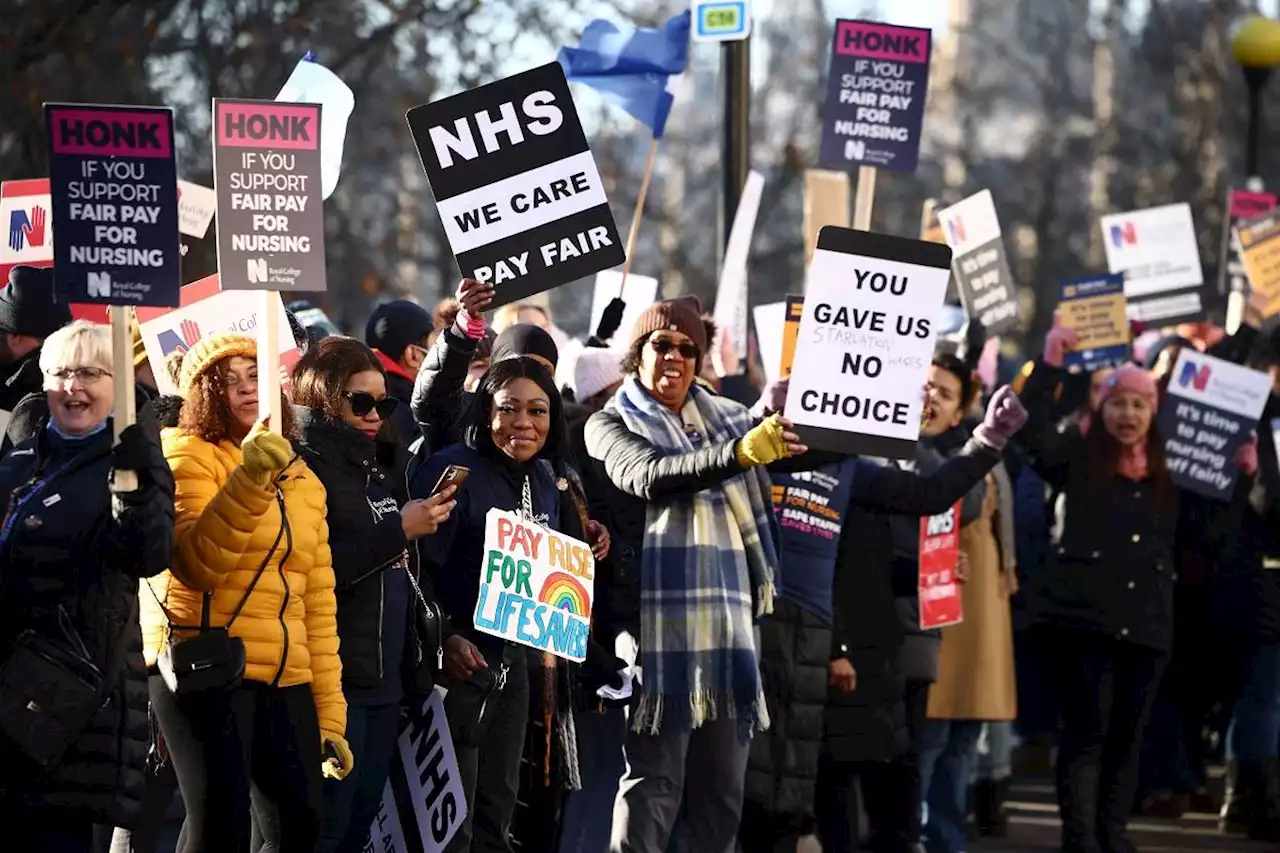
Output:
[
  {"xmin": 112, "ymin": 408, "xmax": 161, "ymax": 489},
  {"xmin": 956, "ymin": 317, "xmax": 987, "ymax": 372},
  {"xmin": 594, "ymin": 298, "xmax": 627, "ymax": 344}
]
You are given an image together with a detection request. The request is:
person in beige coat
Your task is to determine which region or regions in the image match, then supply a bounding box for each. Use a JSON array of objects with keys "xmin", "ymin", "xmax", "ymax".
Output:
[{"xmin": 919, "ymin": 460, "xmax": 1018, "ymax": 852}]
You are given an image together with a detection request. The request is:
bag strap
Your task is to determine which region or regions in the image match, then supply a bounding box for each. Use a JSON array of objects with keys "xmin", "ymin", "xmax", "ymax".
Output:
[{"xmin": 147, "ymin": 488, "xmax": 288, "ymax": 634}]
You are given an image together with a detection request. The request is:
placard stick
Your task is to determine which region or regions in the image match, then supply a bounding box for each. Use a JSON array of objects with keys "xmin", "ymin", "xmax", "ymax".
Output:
[
  {"xmin": 852, "ymin": 165, "xmax": 877, "ymax": 231},
  {"xmin": 618, "ymin": 136, "xmax": 660, "ymax": 296},
  {"xmin": 803, "ymin": 170, "xmax": 851, "ymax": 270},
  {"xmin": 258, "ymin": 290, "xmax": 282, "ymax": 432},
  {"xmin": 109, "ymin": 305, "xmax": 138, "ymax": 492}
]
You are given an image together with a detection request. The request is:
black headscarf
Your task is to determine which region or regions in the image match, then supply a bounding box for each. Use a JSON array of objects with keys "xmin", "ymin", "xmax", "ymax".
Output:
[{"xmin": 492, "ymin": 323, "xmax": 559, "ymax": 368}]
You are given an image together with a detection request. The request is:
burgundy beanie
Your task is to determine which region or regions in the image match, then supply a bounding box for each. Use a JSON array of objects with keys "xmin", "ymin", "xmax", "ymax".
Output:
[{"xmin": 629, "ymin": 296, "xmax": 707, "ymax": 353}]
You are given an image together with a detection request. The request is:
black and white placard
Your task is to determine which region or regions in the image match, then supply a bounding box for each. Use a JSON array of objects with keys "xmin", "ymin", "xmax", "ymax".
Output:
[
  {"xmin": 935, "ymin": 189, "xmax": 1018, "ymax": 334},
  {"xmin": 783, "ymin": 226, "xmax": 952, "ymax": 459},
  {"xmin": 406, "ymin": 63, "xmax": 624, "ymax": 307},
  {"xmin": 1157, "ymin": 349, "xmax": 1270, "ymax": 500}
]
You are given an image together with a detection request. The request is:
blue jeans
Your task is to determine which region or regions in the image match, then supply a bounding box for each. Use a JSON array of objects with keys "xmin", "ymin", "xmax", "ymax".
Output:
[
  {"xmin": 1229, "ymin": 643, "xmax": 1280, "ymax": 763},
  {"xmin": 557, "ymin": 706, "xmax": 626, "ymax": 853},
  {"xmin": 918, "ymin": 719, "xmax": 983, "ymax": 853},
  {"xmin": 317, "ymin": 702, "xmax": 401, "ymax": 853}
]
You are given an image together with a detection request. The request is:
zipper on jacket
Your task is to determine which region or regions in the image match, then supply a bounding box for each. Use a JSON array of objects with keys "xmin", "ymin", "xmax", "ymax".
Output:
[
  {"xmin": 271, "ymin": 488, "xmax": 294, "ymax": 687},
  {"xmin": 377, "ymin": 572, "xmax": 385, "ymax": 681},
  {"xmin": 432, "ymin": 602, "xmax": 444, "ymax": 671}
]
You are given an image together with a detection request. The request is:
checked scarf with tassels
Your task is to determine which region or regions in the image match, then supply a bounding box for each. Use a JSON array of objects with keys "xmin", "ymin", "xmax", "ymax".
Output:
[{"xmin": 612, "ymin": 377, "xmax": 780, "ymax": 738}]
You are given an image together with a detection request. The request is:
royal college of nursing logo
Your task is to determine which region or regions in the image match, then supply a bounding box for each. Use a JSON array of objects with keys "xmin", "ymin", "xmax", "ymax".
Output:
[
  {"xmin": 6, "ymin": 204, "xmax": 46, "ymax": 254},
  {"xmin": 1177, "ymin": 359, "xmax": 1211, "ymax": 392},
  {"xmin": 1109, "ymin": 220, "xmax": 1137, "ymax": 248}
]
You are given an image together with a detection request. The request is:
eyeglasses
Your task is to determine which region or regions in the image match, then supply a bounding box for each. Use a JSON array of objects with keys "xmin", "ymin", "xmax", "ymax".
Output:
[
  {"xmin": 345, "ymin": 391, "xmax": 398, "ymax": 419},
  {"xmin": 649, "ymin": 339, "xmax": 700, "ymax": 360},
  {"xmin": 45, "ymin": 367, "xmax": 111, "ymax": 383}
]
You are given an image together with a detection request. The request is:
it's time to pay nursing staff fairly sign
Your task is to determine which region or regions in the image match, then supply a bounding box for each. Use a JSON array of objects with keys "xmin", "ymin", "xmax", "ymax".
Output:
[
  {"xmin": 407, "ymin": 62, "xmax": 624, "ymax": 308},
  {"xmin": 784, "ymin": 227, "xmax": 952, "ymax": 459}
]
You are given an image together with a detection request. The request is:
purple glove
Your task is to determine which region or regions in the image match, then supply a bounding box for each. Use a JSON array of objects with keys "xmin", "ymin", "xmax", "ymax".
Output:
[
  {"xmin": 751, "ymin": 377, "xmax": 790, "ymax": 418},
  {"xmin": 973, "ymin": 385, "xmax": 1027, "ymax": 450}
]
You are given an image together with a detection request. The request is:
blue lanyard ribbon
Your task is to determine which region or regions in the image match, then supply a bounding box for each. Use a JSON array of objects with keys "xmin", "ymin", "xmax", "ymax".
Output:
[{"xmin": 0, "ymin": 458, "xmax": 79, "ymax": 547}]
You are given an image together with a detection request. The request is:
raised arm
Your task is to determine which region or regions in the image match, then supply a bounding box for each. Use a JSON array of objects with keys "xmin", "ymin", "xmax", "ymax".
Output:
[{"xmin": 585, "ymin": 408, "xmax": 747, "ymax": 500}]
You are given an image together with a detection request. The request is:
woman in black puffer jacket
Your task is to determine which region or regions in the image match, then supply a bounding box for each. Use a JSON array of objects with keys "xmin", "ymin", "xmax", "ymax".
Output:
[
  {"xmin": 0, "ymin": 320, "xmax": 174, "ymax": 850},
  {"xmin": 290, "ymin": 336, "xmax": 457, "ymax": 853}
]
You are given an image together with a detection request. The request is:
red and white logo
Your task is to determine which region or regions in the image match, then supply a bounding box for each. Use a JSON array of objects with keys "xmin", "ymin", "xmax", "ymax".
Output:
[{"xmin": 0, "ymin": 179, "xmax": 54, "ymax": 265}]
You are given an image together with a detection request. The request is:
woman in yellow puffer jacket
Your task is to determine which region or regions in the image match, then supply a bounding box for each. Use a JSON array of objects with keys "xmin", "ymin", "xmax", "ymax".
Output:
[{"xmin": 143, "ymin": 332, "xmax": 349, "ymax": 853}]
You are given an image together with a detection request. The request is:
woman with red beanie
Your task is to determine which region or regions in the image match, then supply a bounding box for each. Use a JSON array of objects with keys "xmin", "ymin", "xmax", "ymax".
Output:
[{"xmin": 1017, "ymin": 323, "xmax": 1177, "ymax": 853}]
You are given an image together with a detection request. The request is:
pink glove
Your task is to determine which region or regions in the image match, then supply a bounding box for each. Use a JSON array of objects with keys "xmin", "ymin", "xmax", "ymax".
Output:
[
  {"xmin": 754, "ymin": 377, "xmax": 789, "ymax": 417},
  {"xmin": 1043, "ymin": 325, "xmax": 1079, "ymax": 368},
  {"xmin": 973, "ymin": 385, "xmax": 1028, "ymax": 451},
  {"xmin": 453, "ymin": 306, "xmax": 487, "ymax": 341},
  {"xmin": 1236, "ymin": 432, "xmax": 1259, "ymax": 476}
]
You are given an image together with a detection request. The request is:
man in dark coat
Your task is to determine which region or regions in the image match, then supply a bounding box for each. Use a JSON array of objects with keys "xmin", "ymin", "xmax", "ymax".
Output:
[{"xmin": 0, "ymin": 265, "xmax": 72, "ymax": 430}]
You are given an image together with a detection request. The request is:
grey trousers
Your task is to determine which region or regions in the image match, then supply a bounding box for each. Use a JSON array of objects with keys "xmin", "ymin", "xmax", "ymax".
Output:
[{"xmin": 610, "ymin": 717, "xmax": 751, "ymax": 853}]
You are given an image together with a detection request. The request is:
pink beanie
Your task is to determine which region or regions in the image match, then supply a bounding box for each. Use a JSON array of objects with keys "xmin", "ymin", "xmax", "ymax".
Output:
[{"xmin": 1093, "ymin": 363, "xmax": 1158, "ymax": 411}]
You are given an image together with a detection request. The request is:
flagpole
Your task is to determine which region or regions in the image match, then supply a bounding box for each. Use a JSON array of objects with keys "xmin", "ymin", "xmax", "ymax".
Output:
[{"xmin": 619, "ymin": 135, "xmax": 660, "ymax": 297}]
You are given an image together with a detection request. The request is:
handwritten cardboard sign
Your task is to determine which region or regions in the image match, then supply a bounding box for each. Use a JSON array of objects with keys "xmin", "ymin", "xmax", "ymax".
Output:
[
  {"xmin": 783, "ymin": 227, "xmax": 951, "ymax": 459},
  {"xmin": 919, "ymin": 501, "xmax": 963, "ymax": 630},
  {"xmin": 45, "ymin": 103, "xmax": 180, "ymax": 307},
  {"xmin": 474, "ymin": 508, "xmax": 595, "ymax": 662},
  {"xmin": 1058, "ymin": 273, "xmax": 1129, "ymax": 370},
  {"xmin": 1157, "ymin": 350, "xmax": 1270, "ymax": 500}
]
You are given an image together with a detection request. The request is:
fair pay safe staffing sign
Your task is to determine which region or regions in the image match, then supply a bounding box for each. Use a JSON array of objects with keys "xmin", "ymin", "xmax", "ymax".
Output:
[{"xmin": 692, "ymin": 1, "xmax": 752, "ymax": 42}]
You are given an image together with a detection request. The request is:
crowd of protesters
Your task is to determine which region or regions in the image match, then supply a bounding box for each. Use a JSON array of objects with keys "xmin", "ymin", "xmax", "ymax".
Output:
[{"xmin": 2, "ymin": 264, "xmax": 1280, "ymax": 853}]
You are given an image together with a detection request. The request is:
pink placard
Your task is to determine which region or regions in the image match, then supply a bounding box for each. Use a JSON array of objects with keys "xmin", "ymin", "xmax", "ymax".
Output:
[
  {"xmin": 1229, "ymin": 189, "xmax": 1277, "ymax": 220},
  {"xmin": 47, "ymin": 107, "xmax": 172, "ymax": 158},
  {"xmin": 834, "ymin": 21, "xmax": 931, "ymax": 64},
  {"xmin": 216, "ymin": 102, "xmax": 319, "ymax": 150}
]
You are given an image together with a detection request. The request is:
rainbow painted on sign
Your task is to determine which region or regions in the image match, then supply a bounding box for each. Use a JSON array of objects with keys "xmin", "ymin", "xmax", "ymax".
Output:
[{"xmin": 538, "ymin": 572, "xmax": 591, "ymax": 618}]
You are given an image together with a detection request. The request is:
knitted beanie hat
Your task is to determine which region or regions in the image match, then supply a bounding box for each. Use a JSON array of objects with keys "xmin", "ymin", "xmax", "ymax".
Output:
[
  {"xmin": 629, "ymin": 296, "xmax": 707, "ymax": 353},
  {"xmin": 574, "ymin": 348, "xmax": 625, "ymax": 402},
  {"xmin": 179, "ymin": 333, "xmax": 257, "ymax": 394},
  {"xmin": 1093, "ymin": 363, "xmax": 1158, "ymax": 412}
]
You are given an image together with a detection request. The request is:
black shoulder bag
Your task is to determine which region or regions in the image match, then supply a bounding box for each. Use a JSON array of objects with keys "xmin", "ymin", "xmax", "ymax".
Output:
[{"xmin": 153, "ymin": 489, "xmax": 287, "ymax": 695}]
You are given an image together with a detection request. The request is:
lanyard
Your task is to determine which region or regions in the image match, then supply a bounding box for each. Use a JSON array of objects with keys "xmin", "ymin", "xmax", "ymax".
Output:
[{"xmin": 0, "ymin": 458, "xmax": 78, "ymax": 547}]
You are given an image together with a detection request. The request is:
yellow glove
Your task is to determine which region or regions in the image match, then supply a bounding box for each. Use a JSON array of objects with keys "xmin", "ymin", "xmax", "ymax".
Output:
[
  {"xmin": 321, "ymin": 729, "xmax": 354, "ymax": 781},
  {"xmin": 735, "ymin": 414, "xmax": 789, "ymax": 468},
  {"xmin": 240, "ymin": 419, "xmax": 293, "ymax": 486}
]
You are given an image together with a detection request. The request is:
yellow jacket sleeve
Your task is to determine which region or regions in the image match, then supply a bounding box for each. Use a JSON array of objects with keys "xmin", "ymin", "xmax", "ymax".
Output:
[
  {"xmin": 303, "ymin": 522, "xmax": 345, "ymax": 736},
  {"xmin": 166, "ymin": 436, "xmax": 277, "ymax": 592}
]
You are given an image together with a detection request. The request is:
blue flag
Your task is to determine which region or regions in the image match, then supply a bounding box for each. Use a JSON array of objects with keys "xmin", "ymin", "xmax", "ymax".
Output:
[{"xmin": 557, "ymin": 11, "xmax": 690, "ymax": 138}]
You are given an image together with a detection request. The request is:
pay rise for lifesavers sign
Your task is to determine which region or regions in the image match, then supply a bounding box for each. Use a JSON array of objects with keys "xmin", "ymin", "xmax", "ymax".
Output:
[
  {"xmin": 819, "ymin": 19, "xmax": 932, "ymax": 173},
  {"xmin": 406, "ymin": 62, "xmax": 624, "ymax": 307},
  {"xmin": 213, "ymin": 99, "xmax": 327, "ymax": 291},
  {"xmin": 1157, "ymin": 350, "xmax": 1271, "ymax": 500},
  {"xmin": 45, "ymin": 104, "xmax": 180, "ymax": 307},
  {"xmin": 474, "ymin": 509, "xmax": 595, "ymax": 662},
  {"xmin": 783, "ymin": 227, "xmax": 952, "ymax": 459}
]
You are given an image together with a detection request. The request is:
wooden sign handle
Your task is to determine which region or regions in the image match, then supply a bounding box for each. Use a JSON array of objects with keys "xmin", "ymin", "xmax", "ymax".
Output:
[
  {"xmin": 109, "ymin": 306, "xmax": 139, "ymax": 493},
  {"xmin": 258, "ymin": 291, "xmax": 282, "ymax": 433},
  {"xmin": 853, "ymin": 165, "xmax": 877, "ymax": 232}
]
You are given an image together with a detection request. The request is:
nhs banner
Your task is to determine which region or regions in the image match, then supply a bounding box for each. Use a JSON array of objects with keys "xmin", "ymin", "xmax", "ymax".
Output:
[
  {"xmin": 1157, "ymin": 350, "xmax": 1271, "ymax": 500},
  {"xmin": 406, "ymin": 62, "xmax": 624, "ymax": 307}
]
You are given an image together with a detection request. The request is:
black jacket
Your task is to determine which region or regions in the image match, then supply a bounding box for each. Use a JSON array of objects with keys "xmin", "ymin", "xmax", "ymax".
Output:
[
  {"xmin": 292, "ymin": 407, "xmax": 443, "ymax": 696},
  {"xmin": 822, "ymin": 438, "xmax": 1001, "ymax": 764},
  {"xmin": 1016, "ymin": 361, "xmax": 1181, "ymax": 652},
  {"xmin": 0, "ymin": 418, "xmax": 174, "ymax": 825},
  {"xmin": 0, "ymin": 353, "xmax": 45, "ymax": 454},
  {"xmin": 411, "ymin": 326, "xmax": 477, "ymax": 457}
]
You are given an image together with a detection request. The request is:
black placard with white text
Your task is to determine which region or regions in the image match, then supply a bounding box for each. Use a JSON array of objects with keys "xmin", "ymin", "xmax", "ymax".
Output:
[
  {"xmin": 1157, "ymin": 350, "xmax": 1270, "ymax": 500},
  {"xmin": 935, "ymin": 189, "xmax": 1018, "ymax": 334},
  {"xmin": 406, "ymin": 62, "xmax": 624, "ymax": 306}
]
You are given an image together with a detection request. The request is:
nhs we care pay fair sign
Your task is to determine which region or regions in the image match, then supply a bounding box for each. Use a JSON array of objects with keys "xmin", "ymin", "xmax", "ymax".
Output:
[
  {"xmin": 475, "ymin": 509, "xmax": 595, "ymax": 662},
  {"xmin": 783, "ymin": 227, "xmax": 952, "ymax": 459},
  {"xmin": 213, "ymin": 99, "xmax": 327, "ymax": 292},
  {"xmin": 406, "ymin": 62, "xmax": 624, "ymax": 308}
]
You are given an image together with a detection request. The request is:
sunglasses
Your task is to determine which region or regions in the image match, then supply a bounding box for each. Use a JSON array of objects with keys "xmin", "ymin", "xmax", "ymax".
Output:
[
  {"xmin": 344, "ymin": 392, "xmax": 398, "ymax": 419},
  {"xmin": 649, "ymin": 338, "xmax": 700, "ymax": 360}
]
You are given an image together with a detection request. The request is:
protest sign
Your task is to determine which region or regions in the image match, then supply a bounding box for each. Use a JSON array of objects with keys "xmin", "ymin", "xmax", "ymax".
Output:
[
  {"xmin": 177, "ymin": 180, "xmax": 217, "ymax": 240},
  {"xmin": 1058, "ymin": 273, "xmax": 1129, "ymax": 370},
  {"xmin": 406, "ymin": 63, "xmax": 624, "ymax": 307},
  {"xmin": 1237, "ymin": 210, "xmax": 1280, "ymax": 319},
  {"xmin": 475, "ymin": 508, "xmax": 595, "ymax": 661},
  {"xmin": 1219, "ymin": 187, "xmax": 1275, "ymax": 299},
  {"xmin": 935, "ymin": 190, "xmax": 1018, "ymax": 334},
  {"xmin": 780, "ymin": 295, "xmax": 803, "ymax": 379},
  {"xmin": 590, "ymin": 270, "xmax": 658, "ymax": 347},
  {"xmin": 715, "ymin": 171, "xmax": 764, "ymax": 360},
  {"xmin": 0, "ymin": 178, "xmax": 53, "ymax": 272},
  {"xmin": 213, "ymin": 99, "xmax": 326, "ymax": 292},
  {"xmin": 135, "ymin": 274, "xmax": 299, "ymax": 396},
  {"xmin": 753, "ymin": 301, "xmax": 785, "ymax": 385},
  {"xmin": 919, "ymin": 501, "xmax": 963, "ymax": 629},
  {"xmin": 818, "ymin": 20, "xmax": 932, "ymax": 173},
  {"xmin": 1100, "ymin": 203, "xmax": 1204, "ymax": 324},
  {"xmin": 366, "ymin": 690, "xmax": 467, "ymax": 853},
  {"xmin": 1157, "ymin": 350, "xmax": 1270, "ymax": 500},
  {"xmin": 44, "ymin": 104, "xmax": 180, "ymax": 308},
  {"xmin": 803, "ymin": 171, "xmax": 849, "ymax": 270},
  {"xmin": 783, "ymin": 227, "xmax": 951, "ymax": 459}
]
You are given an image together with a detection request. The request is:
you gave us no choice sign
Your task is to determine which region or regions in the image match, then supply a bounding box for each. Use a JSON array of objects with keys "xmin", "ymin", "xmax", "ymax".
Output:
[{"xmin": 407, "ymin": 63, "xmax": 624, "ymax": 307}]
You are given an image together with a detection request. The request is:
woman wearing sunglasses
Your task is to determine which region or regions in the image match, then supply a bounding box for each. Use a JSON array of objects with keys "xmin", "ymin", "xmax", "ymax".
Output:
[{"xmin": 290, "ymin": 336, "xmax": 457, "ymax": 853}]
